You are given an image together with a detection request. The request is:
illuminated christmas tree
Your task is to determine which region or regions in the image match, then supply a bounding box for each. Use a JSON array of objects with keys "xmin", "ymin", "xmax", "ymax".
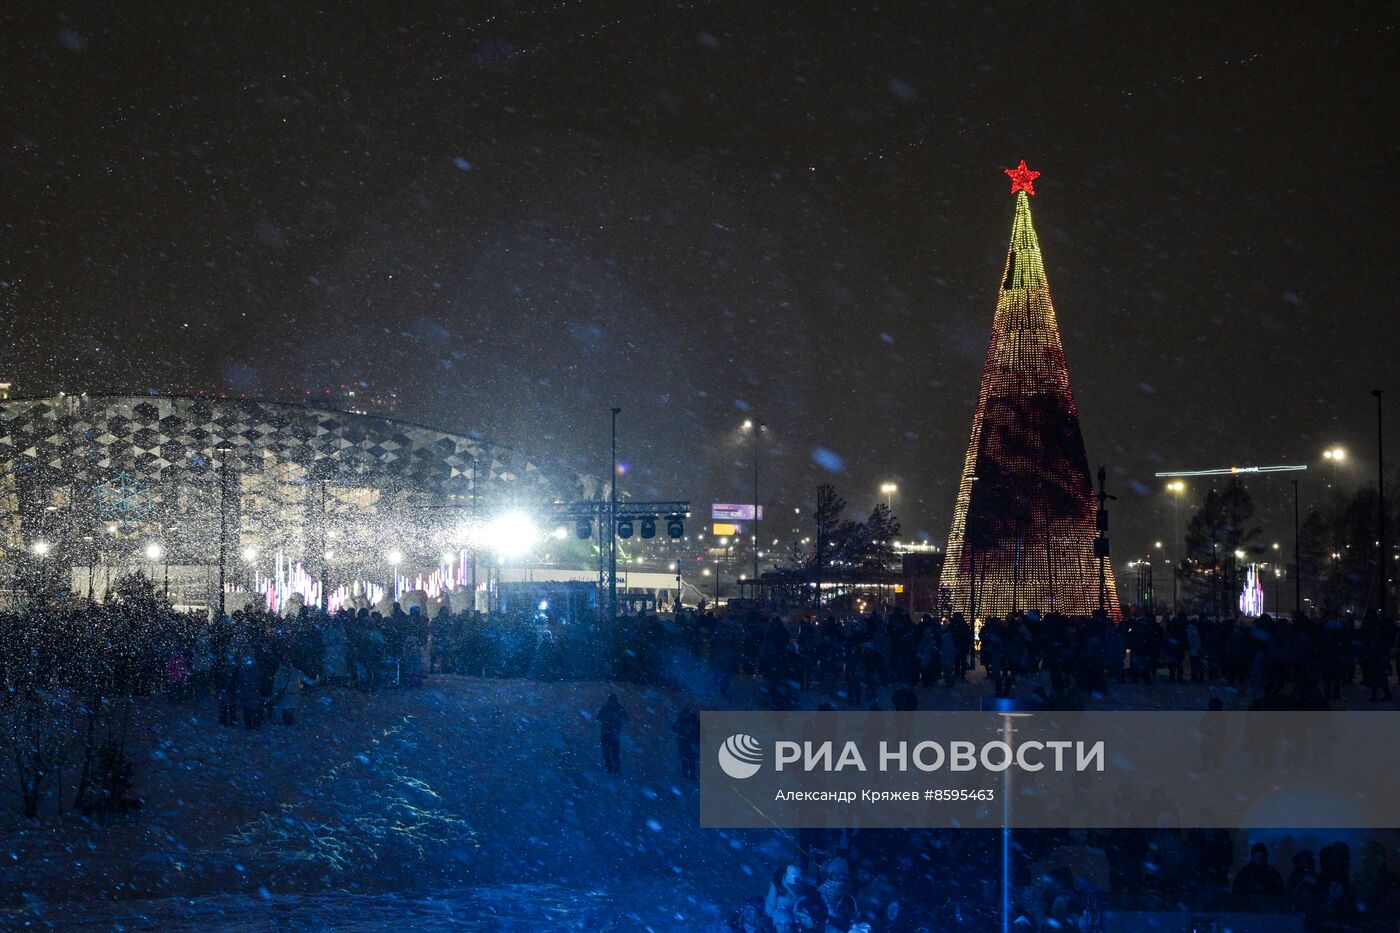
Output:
[{"xmin": 939, "ymin": 161, "xmax": 1121, "ymax": 619}]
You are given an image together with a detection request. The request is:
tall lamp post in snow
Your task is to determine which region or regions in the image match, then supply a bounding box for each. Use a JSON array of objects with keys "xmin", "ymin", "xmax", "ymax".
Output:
[
  {"xmin": 1293, "ymin": 478, "xmax": 1302, "ymax": 615},
  {"xmin": 881, "ymin": 482, "xmax": 898, "ymax": 510},
  {"xmin": 386, "ymin": 549, "xmax": 403, "ymax": 606},
  {"xmin": 1323, "ymin": 446, "xmax": 1347, "ymax": 490},
  {"xmin": 146, "ymin": 541, "xmax": 166, "ymax": 599},
  {"xmin": 215, "ymin": 445, "xmax": 234, "ymax": 618},
  {"xmin": 610, "ymin": 407, "xmax": 621, "ymax": 621},
  {"xmin": 1165, "ymin": 481, "xmax": 1186, "ymax": 613},
  {"xmin": 1373, "ymin": 390, "xmax": 1388, "ymax": 619},
  {"xmin": 742, "ymin": 419, "xmax": 765, "ymax": 593}
]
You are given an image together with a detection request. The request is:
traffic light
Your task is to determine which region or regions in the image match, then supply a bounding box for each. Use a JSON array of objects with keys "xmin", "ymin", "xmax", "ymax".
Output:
[
  {"xmin": 576, "ymin": 518, "xmax": 592, "ymax": 540},
  {"xmin": 640, "ymin": 517, "xmax": 656, "ymax": 539},
  {"xmin": 666, "ymin": 515, "xmax": 684, "ymax": 539},
  {"xmin": 616, "ymin": 518, "xmax": 634, "ymax": 539}
]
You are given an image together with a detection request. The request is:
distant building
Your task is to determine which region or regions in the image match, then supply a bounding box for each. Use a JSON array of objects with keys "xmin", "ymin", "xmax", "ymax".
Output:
[{"xmin": 0, "ymin": 394, "xmax": 599, "ymax": 610}]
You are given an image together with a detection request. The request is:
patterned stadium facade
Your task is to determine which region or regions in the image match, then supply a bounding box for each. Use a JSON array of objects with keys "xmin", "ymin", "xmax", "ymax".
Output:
[
  {"xmin": 0, "ymin": 394, "xmax": 599, "ymax": 607},
  {"xmin": 939, "ymin": 179, "xmax": 1121, "ymax": 619}
]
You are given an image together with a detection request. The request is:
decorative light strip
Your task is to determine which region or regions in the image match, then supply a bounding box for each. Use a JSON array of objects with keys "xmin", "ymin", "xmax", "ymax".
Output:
[{"xmin": 1154, "ymin": 465, "xmax": 1308, "ymax": 478}]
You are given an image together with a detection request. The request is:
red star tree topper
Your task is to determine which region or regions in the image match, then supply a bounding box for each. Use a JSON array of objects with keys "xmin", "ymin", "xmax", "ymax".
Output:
[{"xmin": 1004, "ymin": 159, "xmax": 1040, "ymax": 195}]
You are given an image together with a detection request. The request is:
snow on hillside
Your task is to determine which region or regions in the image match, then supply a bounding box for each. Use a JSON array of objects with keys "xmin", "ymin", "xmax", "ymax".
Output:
[{"xmin": 1, "ymin": 676, "xmax": 786, "ymax": 930}]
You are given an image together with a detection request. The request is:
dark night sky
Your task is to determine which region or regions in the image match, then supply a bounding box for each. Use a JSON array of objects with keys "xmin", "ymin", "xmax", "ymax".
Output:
[{"xmin": 2, "ymin": 2, "xmax": 1398, "ymax": 563}]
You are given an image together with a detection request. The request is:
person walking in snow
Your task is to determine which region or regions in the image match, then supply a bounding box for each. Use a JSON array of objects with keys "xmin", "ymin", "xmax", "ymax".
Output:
[
  {"xmin": 237, "ymin": 654, "xmax": 263, "ymax": 730},
  {"xmin": 271, "ymin": 655, "xmax": 303, "ymax": 726},
  {"xmin": 674, "ymin": 707, "xmax": 701, "ymax": 779},
  {"xmin": 598, "ymin": 693, "xmax": 629, "ymax": 774}
]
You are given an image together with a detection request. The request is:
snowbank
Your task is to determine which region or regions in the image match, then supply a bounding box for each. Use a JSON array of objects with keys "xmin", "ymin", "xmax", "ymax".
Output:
[{"xmin": 0, "ymin": 676, "xmax": 782, "ymax": 929}]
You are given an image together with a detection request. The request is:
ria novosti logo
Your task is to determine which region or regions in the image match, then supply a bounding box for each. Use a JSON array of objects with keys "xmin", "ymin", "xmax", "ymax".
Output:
[{"xmin": 717, "ymin": 733, "xmax": 764, "ymax": 779}]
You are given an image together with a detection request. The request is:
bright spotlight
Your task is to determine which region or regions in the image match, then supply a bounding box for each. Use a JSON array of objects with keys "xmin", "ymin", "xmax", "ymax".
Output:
[
  {"xmin": 552, "ymin": 526, "xmax": 569, "ymax": 540},
  {"xmin": 481, "ymin": 511, "xmax": 541, "ymax": 558},
  {"xmin": 387, "ymin": 549, "xmax": 404, "ymax": 565},
  {"xmin": 145, "ymin": 542, "xmax": 164, "ymax": 561},
  {"xmin": 241, "ymin": 546, "xmax": 257, "ymax": 562},
  {"xmin": 31, "ymin": 541, "xmax": 50, "ymax": 557}
]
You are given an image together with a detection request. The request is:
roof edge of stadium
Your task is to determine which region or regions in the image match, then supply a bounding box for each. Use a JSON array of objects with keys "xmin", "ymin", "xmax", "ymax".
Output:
[{"xmin": 0, "ymin": 392, "xmax": 585, "ymax": 482}]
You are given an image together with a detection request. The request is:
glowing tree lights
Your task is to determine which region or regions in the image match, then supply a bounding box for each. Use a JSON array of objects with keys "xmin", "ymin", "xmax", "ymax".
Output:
[
  {"xmin": 1239, "ymin": 564, "xmax": 1265, "ymax": 617},
  {"xmin": 1003, "ymin": 159, "xmax": 1040, "ymax": 196},
  {"xmin": 939, "ymin": 163, "xmax": 1122, "ymax": 619}
]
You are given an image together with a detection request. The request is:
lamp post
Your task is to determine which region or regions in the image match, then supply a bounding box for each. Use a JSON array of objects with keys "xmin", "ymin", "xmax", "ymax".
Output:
[
  {"xmin": 743, "ymin": 419, "xmax": 764, "ymax": 594},
  {"xmin": 881, "ymin": 482, "xmax": 898, "ymax": 510},
  {"xmin": 1373, "ymin": 390, "xmax": 1387, "ymax": 619},
  {"xmin": 145, "ymin": 541, "xmax": 166, "ymax": 598},
  {"xmin": 215, "ymin": 445, "xmax": 234, "ymax": 618},
  {"xmin": 241, "ymin": 546, "xmax": 257, "ymax": 593},
  {"xmin": 387, "ymin": 549, "xmax": 403, "ymax": 606},
  {"xmin": 1166, "ymin": 481, "xmax": 1185, "ymax": 613},
  {"xmin": 1323, "ymin": 446, "xmax": 1347, "ymax": 490},
  {"xmin": 1293, "ymin": 478, "xmax": 1302, "ymax": 616},
  {"xmin": 610, "ymin": 407, "xmax": 621, "ymax": 621}
]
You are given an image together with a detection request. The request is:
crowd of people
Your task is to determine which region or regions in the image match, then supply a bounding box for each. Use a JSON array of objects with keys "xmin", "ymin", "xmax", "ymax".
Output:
[
  {"xmin": 6, "ymin": 574, "xmax": 1400, "ymax": 928},
  {"xmin": 126, "ymin": 599, "xmax": 1400, "ymax": 741},
  {"xmin": 717, "ymin": 832, "xmax": 1399, "ymax": 932},
  {"xmin": 664, "ymin": 604, "xmax": 1400, "ymax": 711}
]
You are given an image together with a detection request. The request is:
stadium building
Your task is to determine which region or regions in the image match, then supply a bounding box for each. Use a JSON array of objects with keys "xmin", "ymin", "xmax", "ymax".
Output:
[{"xmin": 0, "ymin": 394, "xmax": 600, "ymax": 612}]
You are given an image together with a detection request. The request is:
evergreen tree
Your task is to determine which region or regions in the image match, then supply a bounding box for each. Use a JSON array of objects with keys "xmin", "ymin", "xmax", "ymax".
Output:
[
  {"xmin": 861, "ymin": 503, "xmax": 902, "ymax": 575},
  {"xmin": 1181, "ymin": 478, "xmax": 1263, "ymax": 616},
  {"xmin": 811, "ymin": 484, "xmax": 846, "ymax": 605}
]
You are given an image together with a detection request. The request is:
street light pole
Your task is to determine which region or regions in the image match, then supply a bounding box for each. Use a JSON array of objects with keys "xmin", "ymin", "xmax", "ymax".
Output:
[
  {"xmin": 610, "ymin": 407, "xmax": 620, "ymax": 621},
  {"xmin": 470, "ymin": 457, "xmax": 478, "ymax": 610},
  {"xmin": 881, "ymin": 482, "xmax": 898, "ymax": 511},
  {"xmin": 1293, "ymin": 478, "xmax": 1302, "ymax": 616},
  {"xmin": 1374, "ymin": 389, "xmax": 1388, "ymax": 619},
  {"xmin": 217, "ymin": 447, "xmax": 231, "ymax": 618},
  {"xmin": 753, "ymin": 420, "xmax": 762, "ymax": 590}
]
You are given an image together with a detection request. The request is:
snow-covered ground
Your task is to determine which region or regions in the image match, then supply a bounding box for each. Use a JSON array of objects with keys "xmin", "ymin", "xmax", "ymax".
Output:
[
  {"xmin": 0, "ymin": 675, "xmax": 788, "ymax": 930},
  {"xmin": 3, "ymin": 668, "xmax": 1394, "ymax": 930}
]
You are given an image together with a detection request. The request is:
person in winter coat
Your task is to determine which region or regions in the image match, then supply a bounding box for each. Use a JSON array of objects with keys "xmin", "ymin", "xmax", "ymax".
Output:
[
  {"xmin": 766, "ymin": 864, "xmax": 817, "ymax": 930},
  {"xmin": 1187, "ymin": 619, "xmax": 1205, "ymax": 682},
  {"xmin": 236, "ymin": 654, "xmax": 264, "ymax": 730},
  {"xmin": 674, "ymin": 708, "xmax": 701, "ymax": 779},
  {"xmin": 818, "ymin": 858, "xmax": 858, "ymax": 933},
  {"xmin": 939, "ymin": 622, "xmax": 959, "ymax": 688},
  {"xmin": 598, "ymin": 693, "xmax": 629, "ymax": 774},
  {"xmin": 215, "ymin": 646, "xmax": 240, "ymax": 727},
  {"xmin": 271, "ymin": 655, "xmax": 303, "ymax": 726},
  {"xmin": 322, "ymin": 621, "xmax": 349, "ymax": 682},
  {"xmin": 191, "ymin": 629, "xmax": 215, "ymax": 698},
  {"xmin": 729, "ymin": 898, "xmax": 778, "ymax": 933},
  {"xmin": 1233, "ymin": 843, "xmax": 1285, "ymax": 898},
  {"xmin": 401, "ymin": 633, "xmax": 425, "ymax": 688},
  {"xmin": 163, "ymin": 645, "xmax": 191, "ymax": 704}
]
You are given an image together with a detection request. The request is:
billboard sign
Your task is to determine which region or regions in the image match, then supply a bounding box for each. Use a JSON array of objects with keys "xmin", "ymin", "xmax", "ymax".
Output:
[{"xmin": 712, "ymin": 503, "xmax": 763, "ymax": 521}]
